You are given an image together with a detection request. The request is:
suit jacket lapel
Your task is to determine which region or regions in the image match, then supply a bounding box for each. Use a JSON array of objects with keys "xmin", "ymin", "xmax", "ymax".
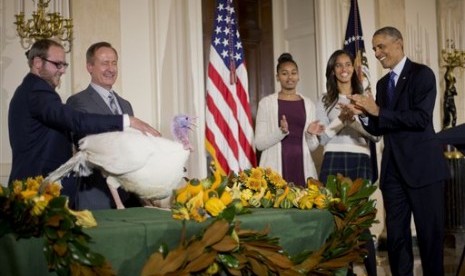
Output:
[{"xmin": 87, "ymin": 86, "xmax": 113, "ymax": 114}]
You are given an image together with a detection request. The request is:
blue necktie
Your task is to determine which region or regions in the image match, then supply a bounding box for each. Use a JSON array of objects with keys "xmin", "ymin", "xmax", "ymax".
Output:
[{"xmin": 387, "ymin": 71, "xmax": 396, "ymax": 105}]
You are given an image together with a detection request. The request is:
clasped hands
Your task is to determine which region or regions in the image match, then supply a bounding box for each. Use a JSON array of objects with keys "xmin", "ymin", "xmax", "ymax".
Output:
[
  {"xmin": 341, "ymin": 91, "xmax": 380, "ymax": 117},
  {"xmin": 280, "ymin": 115, "xmax": 324, "ymax": 135}
]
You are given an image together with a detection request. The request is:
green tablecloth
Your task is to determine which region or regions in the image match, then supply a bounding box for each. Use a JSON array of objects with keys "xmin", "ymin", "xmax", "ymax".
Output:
[{"xmin": 0, "ymin": 207, "xmax": 334, "ymax": 276}]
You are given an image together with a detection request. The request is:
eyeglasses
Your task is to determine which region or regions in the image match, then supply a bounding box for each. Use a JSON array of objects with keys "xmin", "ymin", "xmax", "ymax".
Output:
[{"xmin": 41, "ymin": 57, "xmax": 69, "ymax": 70}]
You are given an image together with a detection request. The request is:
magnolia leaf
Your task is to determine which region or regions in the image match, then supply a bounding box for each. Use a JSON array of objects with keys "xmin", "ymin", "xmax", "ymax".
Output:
[
  {"xmin": 318, "ymin": 251, "xmax": 361, "ymax": 269},
  {"xmin": 248, "ymin": 257, "xmax": 269, "ymax": 276},
  {"xmin": 158, "ymin": 247, "xmax": 188, "ymax": 274},
  {"xmin": 52, "ymin": 242, "xmax": 68, "ymax": 257},
  {"xmin": 201, "ymin": 219, "xmax": 230, "ymax": 246},
  {"xmin": 325, "ymin": 175, "xmax": 338, "ymax": 195},
  {"xmin": 334, "ymin": 215, "xmax": 345, "ymax": 231},
  {"xmin": 243, "ymin": 240, "xmax": 282, "ymax": 251},
  {"xmin": 348, "ymin": 185, "xmax": 377, "ymax": 201},
  {"xmin": 292, "ymin": 254, "xmax": 323, "ymax": 272},
  {"xmin": 243, "ymin": 245, "xmax": 293, "ymax": 269},
  {"xmin": 211, "ymin": 235, "xmax": 239, "ymax": 252},
  {"xmin": 184, "ymin": 251, "xmax": 216, "ymax": 272},
  {"xmin": 45, "ymin": 215, "xmax": 62, "ymax": 227},
  {"xmin": 340, "ymin": 183, "xmax": 349, "ymax": 204},
  {"xmin": 218, "ymin": 205, "xmax": 237, "ymax": 222},
  {"xmin": 226, "ymin": 267, "xmax": 243, "ymax": 276},
  {"xmin": 347, "ymin": 178, "xmax": 364, "ymax": 197},
  {"xmin": 141, "ymin": 252, "xmax": 164, "ymax": 276},
  {"xmin": 90, "ymin": 261, "xmax": 116, "ymax": 276},
  {"xmin": 185, "ymin": 240, "xmax": 207, "ymax": 261}
]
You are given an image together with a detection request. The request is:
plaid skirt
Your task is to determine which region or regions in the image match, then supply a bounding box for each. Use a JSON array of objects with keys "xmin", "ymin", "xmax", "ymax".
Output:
[{"xmin": 319, "ymin": 151, "xmax": 372, "ymax": 184}]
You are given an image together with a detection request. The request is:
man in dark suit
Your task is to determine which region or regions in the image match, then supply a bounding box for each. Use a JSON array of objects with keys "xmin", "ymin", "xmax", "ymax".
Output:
[
  {"xmin": 8, "ymin": 39, "xmax": 160, "ymax": 208},
  {"xmin": 67, "ymin": 42, "xmax": 141, "ymax": 210},
  {"xmin": 347, "ymin": 26, "xmax": 449, "ymax": 276}
]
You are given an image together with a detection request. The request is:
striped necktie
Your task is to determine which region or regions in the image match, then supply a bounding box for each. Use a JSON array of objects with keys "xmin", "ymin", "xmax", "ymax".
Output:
[{"xmin": 108, "ymin": 93, "xmax": 119, "ymax": 114}]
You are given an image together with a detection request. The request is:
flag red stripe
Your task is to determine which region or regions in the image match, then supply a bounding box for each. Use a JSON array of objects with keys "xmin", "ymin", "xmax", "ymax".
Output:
[{"xmin": 206, "ymin": 90, "xmax": 239, "ymax": 159}]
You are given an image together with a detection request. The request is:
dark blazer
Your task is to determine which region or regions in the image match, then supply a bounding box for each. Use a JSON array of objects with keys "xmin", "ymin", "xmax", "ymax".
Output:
[
  {"xmin": 364, "ymin": 59, "xmax": 449, "ymax": 187},
  {"xmin": 66, "ymin": 85, "xmax": 138, "ymax": 209},
  {"xmin": 8, "ymin": 73, "xmax": 123, "ymax": 184}
]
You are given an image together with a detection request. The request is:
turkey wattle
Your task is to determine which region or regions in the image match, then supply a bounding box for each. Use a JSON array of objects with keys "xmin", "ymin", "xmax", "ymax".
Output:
[{"xmin": 42, "ymin": 115, "xmax": 195, "ymax": 209}]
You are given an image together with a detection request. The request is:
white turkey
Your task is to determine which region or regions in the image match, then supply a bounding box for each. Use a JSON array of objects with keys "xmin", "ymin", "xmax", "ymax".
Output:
[{"xmin": 41, "ymin": 114, "xmax": 195, "ymax": 209}]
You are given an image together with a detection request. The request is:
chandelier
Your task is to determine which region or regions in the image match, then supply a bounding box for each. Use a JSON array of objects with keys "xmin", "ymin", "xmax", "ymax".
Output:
[{"xmin": 14, "ymin": 0, "xmax": 73, "ymax": 52}]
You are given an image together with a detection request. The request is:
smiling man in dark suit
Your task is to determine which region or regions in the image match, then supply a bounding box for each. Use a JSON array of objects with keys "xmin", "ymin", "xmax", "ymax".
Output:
[
  {"xmin": 346, "ymin": 26, "xmax": 449, "ymax": 276},
  {"xmin": 66, "ymin": 42, "xmax": 142, "ymax": 210},
  {"xmin": 8, "ymin": 39, "xmax": 160, "ymax": 208}
]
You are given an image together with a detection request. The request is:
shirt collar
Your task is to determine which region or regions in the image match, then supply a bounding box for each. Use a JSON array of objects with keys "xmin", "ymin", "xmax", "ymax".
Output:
[{"xmin": 90, "ymin": 83, "xmax": 114, "ymax": 100}]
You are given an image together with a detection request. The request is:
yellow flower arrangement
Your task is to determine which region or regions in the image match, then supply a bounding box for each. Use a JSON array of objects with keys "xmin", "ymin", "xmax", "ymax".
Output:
[
  {"xmin": 0, "ymin": 176, "xmax": 113, "ymax": 275},
  {"xmin": 145, "ymin": 170, "xmax": 378, "ymax": 275}
]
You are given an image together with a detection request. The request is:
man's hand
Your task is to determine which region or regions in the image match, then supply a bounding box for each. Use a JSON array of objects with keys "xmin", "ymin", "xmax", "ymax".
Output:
[
  {"xmin": 347, "ymin": 92, "xmax": 380, "ymax": 117},
  {"xmin": 129, "ymin": 116, "xmax": 161, "ymax": 136}
]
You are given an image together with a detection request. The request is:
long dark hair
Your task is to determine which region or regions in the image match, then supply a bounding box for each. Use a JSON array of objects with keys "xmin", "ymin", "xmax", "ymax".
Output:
[{"xmin": 322, "ymin": 49, "xmax": 363, "ymax": 111}]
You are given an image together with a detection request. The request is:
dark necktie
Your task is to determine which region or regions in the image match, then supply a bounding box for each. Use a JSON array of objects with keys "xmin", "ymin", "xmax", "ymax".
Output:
[
  {"xmin": 387, "ymin": 71, "xmax": 396, "ymax": 105},
  {"xmin": 108, "ymin": 93, "xmax": 119, "ymax": 114}
]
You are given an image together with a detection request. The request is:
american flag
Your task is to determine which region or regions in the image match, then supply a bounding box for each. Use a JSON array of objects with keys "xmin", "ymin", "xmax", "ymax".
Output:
[
  {"xmin": 343, "ymin": 0, "xmax": 371, "ymax": 92},
  {"xmin": 205, "ymin": 0, "xmax": 257, "ymax": 175},
  {"xmin": 343, "ymin": 0, "xmax": 377, "ymax": 183}
]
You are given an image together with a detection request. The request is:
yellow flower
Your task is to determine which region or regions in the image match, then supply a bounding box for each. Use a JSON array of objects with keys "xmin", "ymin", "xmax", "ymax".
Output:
[
  {"xmin": 299, "ymin": 195, "xmax": 315, "ymax": 210},
  {"xmin": 205, "ymin": 197, "xmax": 226, "ymax": 217},
  {"xmin": 307, "ymin": 184, "xmax": 320, "ymax": 198},
  {"xmin": 172, "ymin": 207, "xmax": 190, "ymax": 220},
  {"xmin": 31, "ymin": 197, "xmax": 48, "ymax": 216},
  {"xmin": 267, "ymin": 172, "xmax": 286, "ymax": 188},
  {"xmin": 20, "ymin": 190, "xmax": 37, "ymax": 200},
  {"xmin": 0, "ymin": 186, "xmax": 3, "ymax": 196},
  {"xmin": 69, "ymin": 209, "xmax": 97, "ymax": 228},
  {"xmin": 45, "ymin": 183, "xmax": 61, "ymax": 197},
  {"xmin": 249, "ymin": 167, "xmax": 264, "ymax": 179},
  {"xmin": 12, "ymin": 180, "xmax": 23, "ymax": 195},
  {"xmin": 246, "ymin": 178, "xmax": 264, "ymax": 191},
  {"xmin": 26, "ymin": 177, "xmax": 41, "ymax": 191},
  {"xmin": 314, "ymin": 194, "xmax": 328, "ymax": 209}
]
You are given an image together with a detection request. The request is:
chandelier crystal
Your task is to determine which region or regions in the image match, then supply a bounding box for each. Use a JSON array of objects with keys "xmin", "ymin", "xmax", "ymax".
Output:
[{"xmin": 14, "ymin": 0, "xmax": 73, "ymax": 52}]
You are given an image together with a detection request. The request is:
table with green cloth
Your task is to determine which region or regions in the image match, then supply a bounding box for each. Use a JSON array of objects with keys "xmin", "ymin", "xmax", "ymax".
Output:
[{"xmin": 0, "ymin": 207, "xmax": 334, "ymax": 276}]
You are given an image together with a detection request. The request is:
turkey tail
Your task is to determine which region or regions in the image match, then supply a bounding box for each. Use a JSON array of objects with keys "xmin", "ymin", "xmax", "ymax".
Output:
[{"xmin": 40, "ymin": 152, "xmax": 92, "ymax": 193}]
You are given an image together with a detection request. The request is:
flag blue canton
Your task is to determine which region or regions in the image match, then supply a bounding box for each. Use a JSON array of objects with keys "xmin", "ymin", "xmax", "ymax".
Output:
[
  {"xmin": 343, "ymin": 0, "xmax": 366, "ymax": 56},
  {"xmin": 211, "ymin": 0, "xmax": 244, "ymax": 69}
]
